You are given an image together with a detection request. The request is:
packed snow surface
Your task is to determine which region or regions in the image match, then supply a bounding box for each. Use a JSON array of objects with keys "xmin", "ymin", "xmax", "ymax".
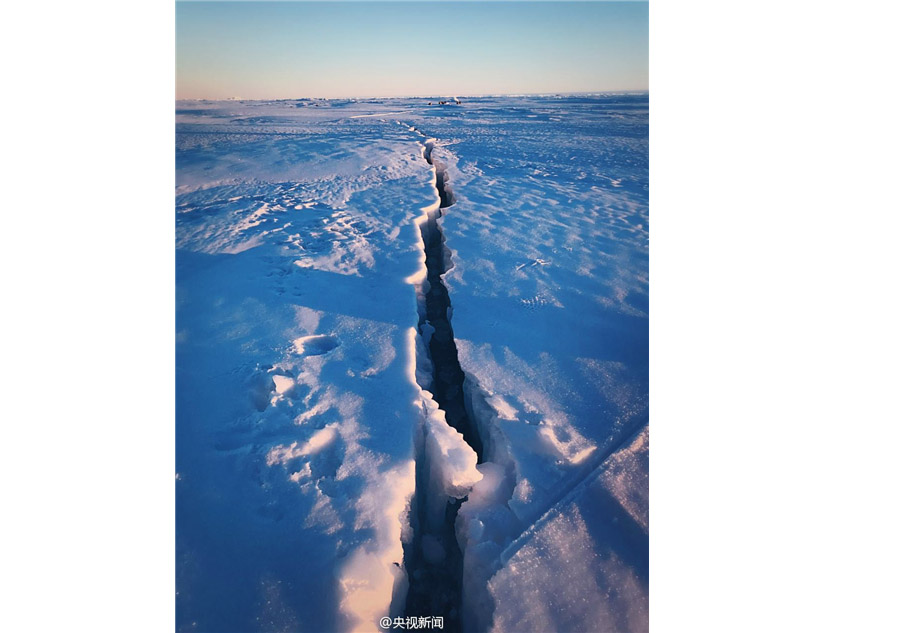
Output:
[{"xmin": 176, "ymin": 94, "xmax": 648, "ymax": 633}]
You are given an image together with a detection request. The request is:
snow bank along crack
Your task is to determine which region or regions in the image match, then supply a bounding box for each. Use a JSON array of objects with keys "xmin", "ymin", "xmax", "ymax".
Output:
[
  {"xmin": 400, "ymin": 130, "xmax": 486, "ymax": 632},
  {"xmin": 418, "ymin": 141, "xmax": 472, "ymax": 453}
]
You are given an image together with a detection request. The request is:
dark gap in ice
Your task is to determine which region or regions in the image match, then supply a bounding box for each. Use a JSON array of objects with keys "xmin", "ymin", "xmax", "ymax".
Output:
[
  {"xmin": 423, "ymin": 141, "xmax": 457, "ymax": 209},
  {"xmin": 435, "ymin": 170, "xmax": 454, "ymax": 209},
  {"xmin": 420, "ymin": 142, "xmax": 480, "ymax": 460},
  {"xmin": 404, "ymin": 494, "xmax": 467, "ymax": 632},
  {"xmin": 403, "ymin": 136, "xmax": 484, "ymax": 633}
]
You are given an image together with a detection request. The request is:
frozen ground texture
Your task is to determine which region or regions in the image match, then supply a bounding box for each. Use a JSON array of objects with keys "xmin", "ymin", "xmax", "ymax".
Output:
[{"xmin": 176, "ymin": 94, "xmax": 648, "ymax": 633}]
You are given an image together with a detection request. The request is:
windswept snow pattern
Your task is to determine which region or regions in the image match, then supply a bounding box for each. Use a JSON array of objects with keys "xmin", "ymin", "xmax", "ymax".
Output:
[{"xmin": 177, "ymin": 94, "xmax": 648, "ymax": 633}]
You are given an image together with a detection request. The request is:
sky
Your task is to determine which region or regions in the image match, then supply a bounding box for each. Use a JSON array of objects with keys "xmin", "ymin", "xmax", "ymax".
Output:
[{"xmin": 176, "ymin": 1, "xmax": 648, "ymax": 99}]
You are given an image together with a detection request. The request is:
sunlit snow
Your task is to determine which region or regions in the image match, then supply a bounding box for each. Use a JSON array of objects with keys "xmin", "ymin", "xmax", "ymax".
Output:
[{"xmin": 177, "ymin": 94, "xmax": 648, "ymax": 633}]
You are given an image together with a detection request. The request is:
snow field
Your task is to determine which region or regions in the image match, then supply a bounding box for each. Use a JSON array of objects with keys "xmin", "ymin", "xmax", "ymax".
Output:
[{"xmin": 177, "ymin": 95, "xmax": 648, "ymax": 633}]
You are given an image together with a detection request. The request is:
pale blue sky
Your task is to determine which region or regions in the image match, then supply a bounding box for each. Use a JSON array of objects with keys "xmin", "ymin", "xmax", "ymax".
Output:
[{"xmin": 177, "ymin": 1, "xmax": 648, "ymax": 99}]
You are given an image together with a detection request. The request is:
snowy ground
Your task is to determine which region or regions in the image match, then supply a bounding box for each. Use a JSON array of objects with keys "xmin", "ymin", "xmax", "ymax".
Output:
[{"xmin": 176, "ymin": 94, "xmax": 648, "ymax": 633}]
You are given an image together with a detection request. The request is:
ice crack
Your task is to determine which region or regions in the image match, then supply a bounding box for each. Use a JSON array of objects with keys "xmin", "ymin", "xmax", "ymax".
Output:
[{"xmin": 400, "ymin": 131, "xmax": 486, "ymax": 633}]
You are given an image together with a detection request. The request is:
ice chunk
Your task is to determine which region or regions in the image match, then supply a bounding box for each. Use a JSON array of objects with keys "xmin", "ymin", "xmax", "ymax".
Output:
[
  {"xmin": 272, "ymin": 374, "xmax": 294, "ymax": 394},
  {"xmin": 420, "ymin": 394, "xmax": 482, "ymax": 530}
]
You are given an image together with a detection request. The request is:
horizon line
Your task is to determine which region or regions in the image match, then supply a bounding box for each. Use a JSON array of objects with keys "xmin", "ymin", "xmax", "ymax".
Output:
[{"xmin": 176, "ymin": 89, "xmax": 650, "ymax": 102}]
